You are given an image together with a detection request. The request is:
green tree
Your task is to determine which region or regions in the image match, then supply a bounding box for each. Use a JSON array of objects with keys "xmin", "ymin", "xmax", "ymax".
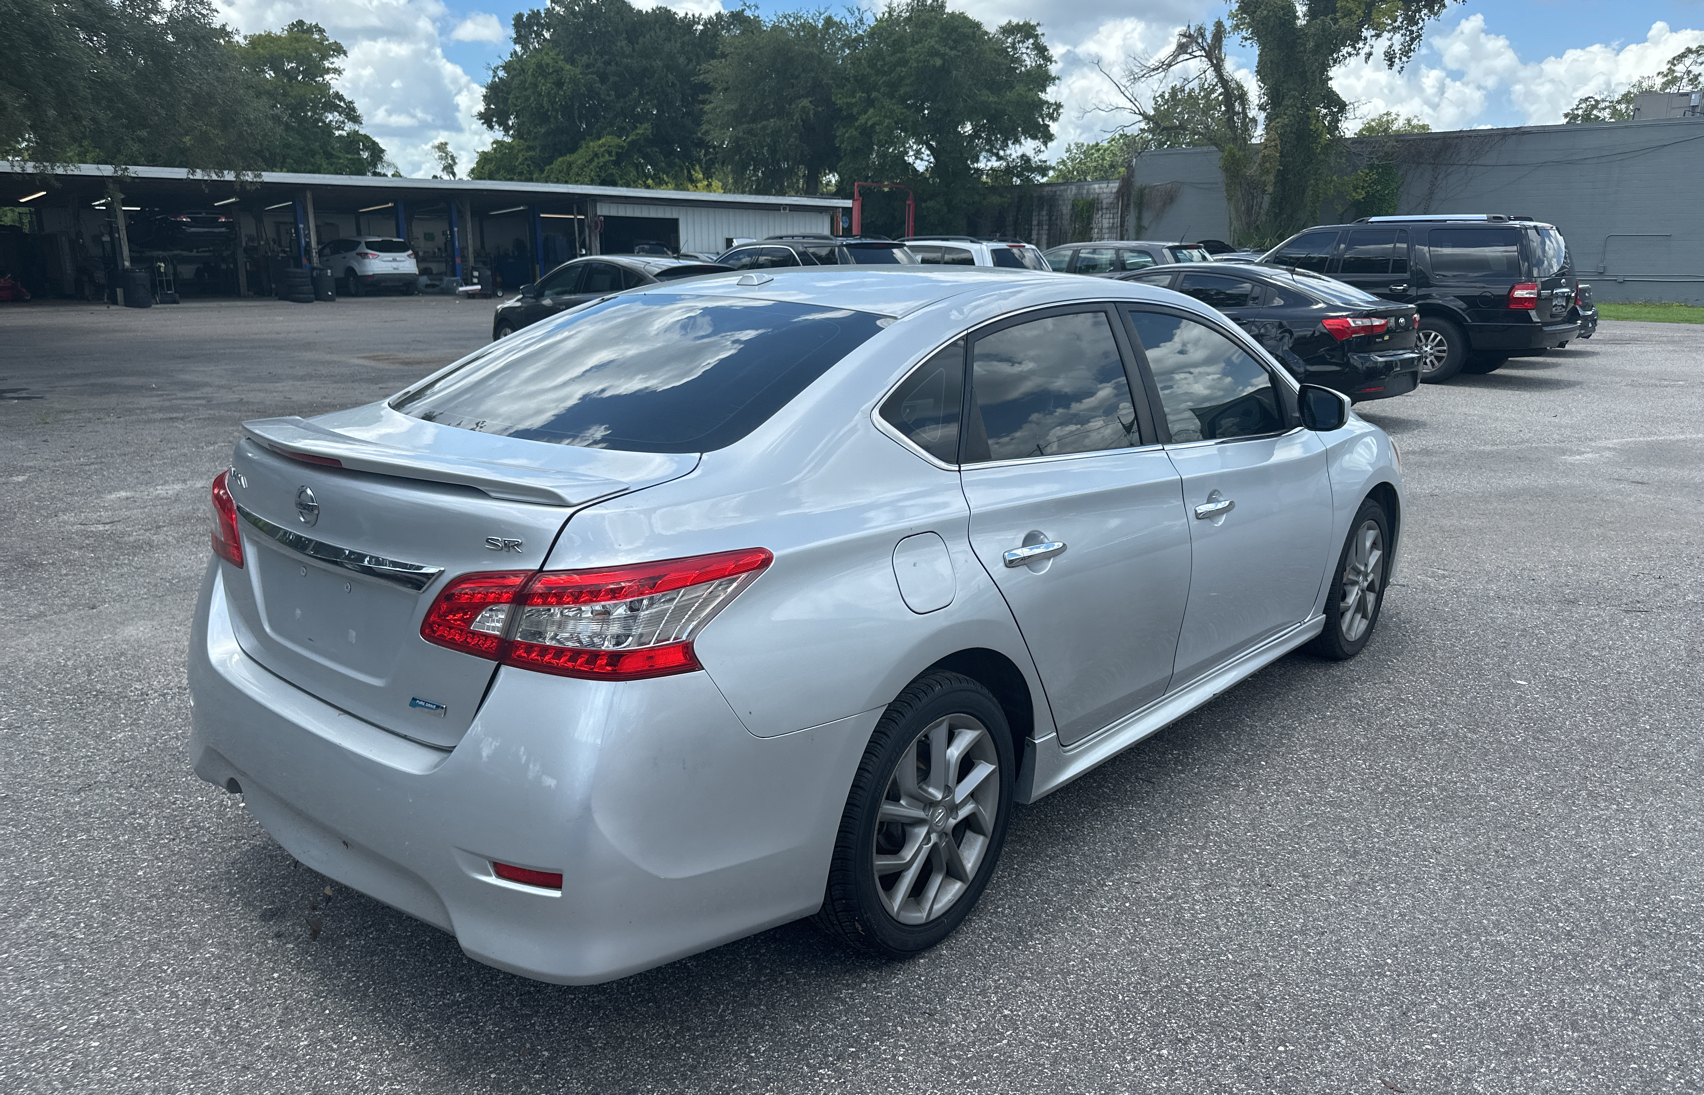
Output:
[
  {"xmin": 1565, "ymin": 44, "xmax": 1704, "ymax": 123},
  {"xmin": 1048, "ymin": 133, "xmax": 1148, "ymax": 183},
  {"xmin": 835, "ymin": 0, "xmax": 1058, "ymax": 234},
  {"xmin": 431, "ymin": 140, "xmax": 457, "ymax": 179},
  {"xmin": 1229, "ymin": 0, "xmax": 1456, "ymax": 239},
  {"xmin": 702, "ymin": 11, "xmax": 854, "ymax": 195},
  {"xmin": 476, "ymin": 0, "xmax": 740, "ymax": 186},
  {"xmin": 234, "ymin": 20, "xmax": 391, "ymax": 175},
  {"xmin": 1342, "ymin": 111, "xmax": 1429, "ymax": 218}
]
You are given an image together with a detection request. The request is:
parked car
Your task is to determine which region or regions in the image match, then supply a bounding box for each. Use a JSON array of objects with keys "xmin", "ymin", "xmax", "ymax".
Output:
[
  {"xmin": 1120, "ymin": 262, "xmax": 1422, "ymax": 402},
  {"xmin": 1569, "ymin": 278, "xmax": 1599, "ymax": 340},
  {"xmin": 899, "ymin": 235, "xmax": 1051, "ymax": 270},
  {"xmin": 191, "ymin": 267, "xmax": 1402, "ymax": 985},
  {"xmin": 1261, "ymin": 214, "xmax": 1579, "ymax": 382},
  {"xmin": 318, "ymin": 237, "xmax": 420, "ymax": 297},
  {"xmin": 134, "ymin": 209, "xmax": 235, "ymax": 250},
  {"xmin": 491, "ymin": 254, "xmax": 731, "ymax": 339},
  {"xmin": 1042, "ymin": 240, "xmax": 1213, "ymax": 274},
  {"xmin": 716, "ymin": 235, "xmax": 918, "ymax": 269}
]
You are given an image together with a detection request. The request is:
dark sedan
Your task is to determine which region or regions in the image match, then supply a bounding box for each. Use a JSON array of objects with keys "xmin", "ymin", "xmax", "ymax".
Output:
[
  {"xmin": 492, "ymin": 255, "xmax": 731, "ymax": 339},
  {"xmin": 1121, "ymin": 263, "xmax": 1422, "ymax": 402}
]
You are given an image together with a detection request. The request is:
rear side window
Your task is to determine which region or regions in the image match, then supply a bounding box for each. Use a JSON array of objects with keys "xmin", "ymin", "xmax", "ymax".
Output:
[
  {"xmin": 1074, "ymin": 248, "xmax": 1116, "ymax": 274},
  {"xmin": 844, "ymin": 244, "xmax": 917, "ymax": 265},
  {"xmin": 800, "ymin": 244, "xmax": 841, "ymax": 265},
  {"xmin": 1266, "ymin": 230, "xmax": 1338, "ymax": 272},
  {"xmin": 1427, "ymin": 228, "xmax": 1522, "ymax": 278},
  {"xmin": 1117, "ymin": 249, "xmax": 1157, "ymax": 270},
  {"xmin": 1177, "ymin": 273, "xmax": 1259, "ymax": 309},
  {"xmin": 880, "ymin": 340, "xmax": 964, "ymax": 463},
  {"xmin": 940, "ymin": 245, "xmax": 976, "ymax": 266},
  {"xmin": 965, "ymin": 311, "xmax": 1139, "ymax": 462},
  {"xmin": 1127, "ymin": 310, "xmax": 1285, "ymax": 443},
  {"xmin": 390, "ymin": 295, "xmax": 887, "ymax": 453}
]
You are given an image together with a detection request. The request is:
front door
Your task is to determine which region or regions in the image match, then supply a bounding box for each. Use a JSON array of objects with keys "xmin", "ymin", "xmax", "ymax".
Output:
[
  {"xmin": 959, "ymin": 306, "xmax": 1192, "ymax": 747},
  {"xmin": 1123, "ymin": 306, "xmax": 1335, "ymax": 686}
]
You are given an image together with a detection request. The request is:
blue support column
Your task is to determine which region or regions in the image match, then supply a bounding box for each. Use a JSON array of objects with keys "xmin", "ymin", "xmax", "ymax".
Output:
[
  {"xmin": 292, "ymin": 199, "xmax": 308, "ymax": 268},
  {"xmin": 449, "ymin": 201, "xmax": 462, "ymax": 280},
  {"xmin": 530, "ymin": 207, "xmax": 544, "ymax": 280},
  {"xmin": 394, "ymin": 201, "xmax": 406, "ymax": 244}
]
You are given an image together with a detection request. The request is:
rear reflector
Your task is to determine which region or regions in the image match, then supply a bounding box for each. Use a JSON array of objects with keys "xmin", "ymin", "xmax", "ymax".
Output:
[
  {"xmin": 1321, "ymin": 315, "xmax": 1389, "ymax": 341},
  {"xmin": 210, "ymin": 471, "xmax": 244, "ymax": 568},
  {"xmin": 420, "ymin": 548, "xmax": 773, "ymax": 681},
  {"xmin": 492, "ymin": 862, "xmax": 563, "ymax": 890},
  {"xmin": 1508, "ymin": 282, "xmax": 1539, "ymax": 309}
]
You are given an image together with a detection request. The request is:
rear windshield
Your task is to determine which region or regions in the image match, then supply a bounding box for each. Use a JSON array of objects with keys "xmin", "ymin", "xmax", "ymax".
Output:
[
  {"xmin": 844, "ymin": 244, "xmax": 919, "ymax": 265},
  {"xmin": 389, "ymin": 295, "xmax": 886, "ymax": 453},
  {"xmin": 1272, "ymin": 270, "xmax": 1384, "ymax": 306},
  {"xmin": 363, "ymin": 239, "xmax": 410, "ymax": 253},
  {"xmin": 990, "ymin": 246, "xmax": 1048, "ymax": 270},
  {"xmin": 1168, "ymin": 247, "xmax": 1212, "ymax": 263},
  {"xmin": 652, "ymin": 264, "xmax": 730, "ymax": 280},
  {"xmin": 1532, "ymin": 227, "xmax": 1569, "ymax": 278}
]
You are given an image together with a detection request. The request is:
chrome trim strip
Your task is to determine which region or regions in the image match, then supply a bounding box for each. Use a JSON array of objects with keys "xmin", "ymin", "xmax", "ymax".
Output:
[{"xmin": 235, "ymin": 503, "xmax": 444, "ymax": 592}]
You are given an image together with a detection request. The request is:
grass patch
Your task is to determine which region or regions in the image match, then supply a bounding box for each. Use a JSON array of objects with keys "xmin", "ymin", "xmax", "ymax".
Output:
[{"xmin": 1597, "ymin": 302, "xmax": 1704, "ymax": 324}]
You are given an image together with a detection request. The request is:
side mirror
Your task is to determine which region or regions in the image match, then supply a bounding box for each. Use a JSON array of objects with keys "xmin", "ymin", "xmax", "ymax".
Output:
[
  {"xmin": 516, "ymin": 282, "xmax": 536, "ymax": 298},
  {"xmin": 1298, "ymin": 384, "xmax": 1351, "ymax": 432}
]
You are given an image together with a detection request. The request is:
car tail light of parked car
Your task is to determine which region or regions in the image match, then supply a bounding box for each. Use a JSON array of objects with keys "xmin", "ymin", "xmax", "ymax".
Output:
[
  {"xmin": 1508, "ymin": 282, "xmax": 1539, "ymax": 309},
  {"xmin": 209, "ymin": 471, "xmax": 244, "ymax": 569},
  {"xmin": 1321, "ymin": 316, "xmax": 1389, "ymax": 340},
  {"xmin": 420, "ymin": 548, "xmax": 774, "ymax": 680}
]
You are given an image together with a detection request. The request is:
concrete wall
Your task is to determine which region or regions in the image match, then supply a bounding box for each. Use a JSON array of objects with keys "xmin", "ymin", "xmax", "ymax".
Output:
[
  {"xmin": 592, "ymin": 201, "xmax": 833, "ymax": 256},
  {"xmin": 1032, "ymin": 117, "xmax": 1704, "ymax": 303}
]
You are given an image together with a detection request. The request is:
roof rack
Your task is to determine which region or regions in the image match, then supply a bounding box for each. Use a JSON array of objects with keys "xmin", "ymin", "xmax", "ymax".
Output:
[
  {"xmin": 900, "ymin": 235, "xmax": 979, "ymax": 243},
  {"xmin": 763, "ymin": 233, "xmax": 837, "ymax": 241}
]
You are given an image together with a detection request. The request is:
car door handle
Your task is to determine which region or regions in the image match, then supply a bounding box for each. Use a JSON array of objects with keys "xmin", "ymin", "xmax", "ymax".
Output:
[
  {"xmin": 1387, "ymin": 284, "xmax": 1409, "ymax": 293},
  {"xmin": 1003, "ymin": 541, "xmax": 1067, "ymax": 567},
  {"xmin": 1194, "ymin": 498, "xmax": 1235, "ymax": 519}
]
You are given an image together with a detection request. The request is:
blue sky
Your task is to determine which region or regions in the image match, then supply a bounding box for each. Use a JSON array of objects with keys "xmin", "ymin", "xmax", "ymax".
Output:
[{"xmin": 212, "ymin": 0, "xmax": 1704, "ymax": 177}]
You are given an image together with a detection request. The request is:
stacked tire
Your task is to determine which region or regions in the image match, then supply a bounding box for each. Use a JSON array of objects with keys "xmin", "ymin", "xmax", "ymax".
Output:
[{"xmin": 277, "ymin": 267, "xmax": 314, "ymax": 304}]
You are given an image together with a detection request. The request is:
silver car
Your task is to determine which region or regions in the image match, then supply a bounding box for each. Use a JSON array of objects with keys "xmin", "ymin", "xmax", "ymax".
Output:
[{"xmin": 190, "ymin": 268, "xmax": 1402, "ymax": 983}]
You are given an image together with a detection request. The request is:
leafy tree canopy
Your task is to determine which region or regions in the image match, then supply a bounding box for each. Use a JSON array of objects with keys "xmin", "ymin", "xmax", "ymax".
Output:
[
  {"xmin": 701, "ymin": 11, "xmax": 855, "ymax": 196},
  {"xmin": 1565, "ymin": 44, "xmax": 1704, "ymax": 123},
  {"xmin": 476, "ymin": 0, "xmax": 743, "ymax": 185},
  {"xmin": 835, "ymin": 0, "xmax": 1058, "ymax": 233},
  {"xmin": 234, "ymin": 20, "xmax": 392, "ymax": 175}
]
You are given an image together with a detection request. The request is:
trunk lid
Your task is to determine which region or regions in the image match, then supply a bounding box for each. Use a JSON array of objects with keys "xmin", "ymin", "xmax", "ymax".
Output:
[{"xmin": 221, "ymin": 405, "xmax": 697, "ymax": 748}]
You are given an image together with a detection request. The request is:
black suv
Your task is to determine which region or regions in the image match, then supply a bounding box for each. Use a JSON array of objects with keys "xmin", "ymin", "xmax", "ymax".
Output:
[
  {"xmin": 1262, "ymin": 215, "xmax": 1578, "ymax": 382},
  {"xmin": 715, "ymin": 235, "xmax": 917, "ymax": 269}
]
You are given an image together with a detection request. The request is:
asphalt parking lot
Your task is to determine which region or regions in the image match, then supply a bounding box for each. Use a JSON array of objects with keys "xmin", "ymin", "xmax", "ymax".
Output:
[{"xmin": 2, "ymin": 295, "xmax": 1701, "ymax": 1095}]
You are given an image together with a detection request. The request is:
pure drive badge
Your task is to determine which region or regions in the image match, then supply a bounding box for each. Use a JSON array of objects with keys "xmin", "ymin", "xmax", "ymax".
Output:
[{"xmin": 409, "ymin": 697, "xmax": 448, "ymax": 718}]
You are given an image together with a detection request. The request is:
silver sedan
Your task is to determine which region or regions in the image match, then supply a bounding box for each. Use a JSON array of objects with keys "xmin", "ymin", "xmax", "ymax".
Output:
[{"xmin": 189, "ymin": 267, "xmax": 1402, "ymax": 983}]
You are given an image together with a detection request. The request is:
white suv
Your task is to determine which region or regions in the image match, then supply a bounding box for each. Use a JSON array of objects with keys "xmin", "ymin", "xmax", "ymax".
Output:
[
  {"xmin": 319, "ymin": 237, "xmax": 420, "ymax": 296},
  {"xmin": 900, "ymin": 236, "xmax": 1052, "ymax": 271}
]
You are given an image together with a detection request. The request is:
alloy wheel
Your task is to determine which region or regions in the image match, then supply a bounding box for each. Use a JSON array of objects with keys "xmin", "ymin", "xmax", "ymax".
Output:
[
  {"xmin": 1416, "ymin": 329, "xmax": 1448, "ymax": 376},
  {"xmin": 871, "ymin": 713, "xmax": 1001, "ymax": 925},
  {"xmin": 1338, "ymin": 519, "xmax": 1384, "ymax": 643}
]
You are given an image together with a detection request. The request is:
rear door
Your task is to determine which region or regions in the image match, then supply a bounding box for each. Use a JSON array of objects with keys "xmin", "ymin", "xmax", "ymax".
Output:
[
  {"xmin": 1174, "ymin": 271, "xmax": 1295, "ymax": 372},
  {"xmin": 959, "ymin": 306, "xmax": 1191, "ymax": 746},
  {"xmin": 1123, "ymin": 306, "xmax": 1334, "ymax": 686},
  {"xmin": 1424, "ymin": 227, "xmax": 1524, "ymax": 325},
  {"xmin": 532, "ymin": 261, "xmax": 585, "ymax": 324}
]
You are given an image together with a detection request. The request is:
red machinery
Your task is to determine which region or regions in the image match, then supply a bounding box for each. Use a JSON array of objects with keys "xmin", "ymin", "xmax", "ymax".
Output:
[{"xmin": 850, "ymin": 182, "xmax": 915, "ymax": 238}]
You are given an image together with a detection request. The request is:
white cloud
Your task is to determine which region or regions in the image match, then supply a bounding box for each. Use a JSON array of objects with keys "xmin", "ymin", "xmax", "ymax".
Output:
[
  {"xmin": 450, "ymin": 12, "xmax": 506, "ymax": 43},
  {"xmin": 213, "ymin": 0, "xmax": 496, "ymax": 178},
  {"xmin": 1333, "ymin": 17, "xmax": 1704, "ymax": 132}
]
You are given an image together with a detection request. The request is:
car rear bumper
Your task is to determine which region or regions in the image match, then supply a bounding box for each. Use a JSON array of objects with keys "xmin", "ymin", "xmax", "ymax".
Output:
[
  {"xmin": 188, "ymin": 564, "xmax": 869, "ymax": 983},
  {"xmin": 1305, "ymin": 348, "xmax": 1420, "ymax": 403},
  {"xmin": 358, "ymin": 272, "xmax": 418, "ymax": 288},
  {"xmin": 1470, "ymin": 318, "xmax": 1578, "ymax": 351}
]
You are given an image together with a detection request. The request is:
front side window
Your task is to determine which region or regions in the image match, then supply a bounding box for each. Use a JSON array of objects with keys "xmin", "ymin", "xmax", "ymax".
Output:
[
  {"xmin": 1074, "ymin": 248, "xmax": 1116, "ymax": 274},
  {"xmin": 1117, "ymin": 249, "xmax": 1157, "ymax": 270},
  {"xmin": 1127, "ymin": 310, "xmax": 1285, "ymax": 443},
  {"xmin": 1265, "ymin": 230, "xmax": 1339, "ymax": 273},
  {"xmin": 390, "ymin": 295, "xmax": 887, "ymax": 453},
  {"xmin": 1176, "ymin": 273, "xmax": 1259, "ymax": 310},
  {"xmin": 965, "ymin": 311, "xmax": 1139, "ymax": 463},
  {"xmin": 1427, "ymin": 228, "xmax": 1521, "ymax": 278},
  {"xmin": 535, "ymin": 263, "xmax": 582, "ymax": 296},
  {"xmin": 880, "ymin": 340, "xmax": 964, "ymax": 463},
  {"xmin": 579, "ymin": 263, "xmax": 624, "ymax": 294}
]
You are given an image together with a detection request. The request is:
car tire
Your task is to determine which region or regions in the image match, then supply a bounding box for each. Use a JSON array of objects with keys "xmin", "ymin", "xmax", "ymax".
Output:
[
  {"xmin": 402, "ymin": 282, "xmax": 418, "ymax": 296},
  {"xmin": 494, "ymin": 322, "xmax": 515, "ymax": 339},
  {"xmin": 815, "ymin": 671, "xmax": 1014, "ymax": 959},
  {"xmin": 1416, "ymin": 317, "xmax": 1467, "ymax": 383},
  {"xmin": 1461, "ymin": 354, "xmax": 1508, "ymax": 374},
  {"xmin": 1307, "ymin": 497, "xmax": 1391, "ymax": 661},
  {"xmin": 343, "ymin": 270, "xmax": 361, "ymax": 297}
]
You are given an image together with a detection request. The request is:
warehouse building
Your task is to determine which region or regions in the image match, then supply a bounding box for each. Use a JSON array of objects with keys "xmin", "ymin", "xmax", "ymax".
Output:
[{"xmin": 0, "ymin": 165, "xmax": 844, "ymax": 302}]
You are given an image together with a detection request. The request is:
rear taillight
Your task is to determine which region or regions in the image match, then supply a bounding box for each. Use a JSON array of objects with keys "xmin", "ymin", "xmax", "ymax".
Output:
[
  {"xmin": 492, "ymin": 862, "xmax": 562, "ymax": 890},
  {"xmin": 358, "ymin": 251, "xmax": 379, "ymax": 259},
  {"xmin": 1321, "ymin": 315, "xmax": 1389, "ymax": 341},
  {"xmin": 420, "ymin": 548, "xmax": 773, "ymax": 681},
  {"xmin": 1508, "ymin": 282, "xmax": 1539, "ymax": 309},
  {"xmin": 210, "ymin": 471, "xmax": 243, "ymax": 568}
]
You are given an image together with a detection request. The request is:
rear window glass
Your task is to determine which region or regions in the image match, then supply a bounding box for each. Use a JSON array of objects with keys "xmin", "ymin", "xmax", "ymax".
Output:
[
  {"xmin": 1428, "ymin": 228, "xmax": 1522, "ymax": 278},
  {"xmin": 844, "ymin": 244, "xmax": 918, "ymax": 265},
  {"xmin": 1268, "ymin": 270, "xmax": 1383, "ymax": 306},
  {"xmin": 1533, "ymin": 227, "xmax": 1569, "ymax": 278},
  {"xmin": 1167, "ymin": 247, "xmax": 1212, "ymax": 263},
  {"xmin": 363, "ymin": 239, "xmax": 410, "ymax": 253},
  {"xmin": 390, "ymin": 295, "xmax": 886, "ymax": 453}
]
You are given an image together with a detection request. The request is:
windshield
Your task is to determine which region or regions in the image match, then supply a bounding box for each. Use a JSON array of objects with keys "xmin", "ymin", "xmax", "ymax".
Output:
[
  {"xmin": 1532, "ymin": 227, "xmax": 1569, "ymax": 278},
  {"xmin": 390, "ymin": 295, "xmax": 886, "ymax": 453}
]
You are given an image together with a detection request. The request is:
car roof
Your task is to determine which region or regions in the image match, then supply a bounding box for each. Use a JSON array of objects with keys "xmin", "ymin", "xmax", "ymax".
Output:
[
  {"xmin": 624, "ymin": 265, "xmax": 1196, "ymax": 320},
  {"xmin": 1049, "ymin": 240, "xmax": 1200, "ymax": 249}
]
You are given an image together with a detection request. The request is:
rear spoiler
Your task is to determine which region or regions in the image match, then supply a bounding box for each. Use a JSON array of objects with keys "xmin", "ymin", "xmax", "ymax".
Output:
[{"xmin": 240, "ymin": 416, "xmax": 630, "ymax": 508}]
